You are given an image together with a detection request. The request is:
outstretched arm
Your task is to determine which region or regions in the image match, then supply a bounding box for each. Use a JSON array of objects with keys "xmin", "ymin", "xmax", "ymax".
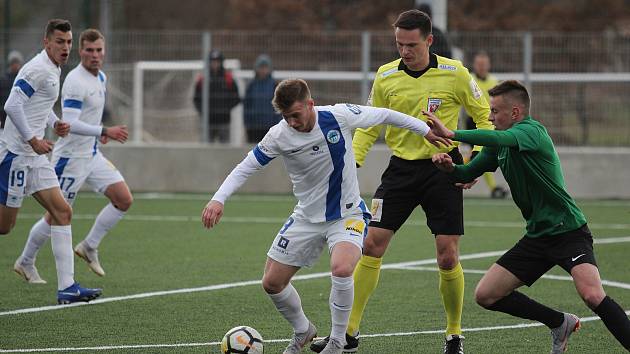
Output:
[{"xmin": 201, "ymin": 152, "xmax": 265, "ymax": 228}]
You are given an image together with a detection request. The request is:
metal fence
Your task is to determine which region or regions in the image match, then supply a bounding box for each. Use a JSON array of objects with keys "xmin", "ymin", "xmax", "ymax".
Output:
[{"xmin": 2, "ymin": 30, "xmax": 630, "ymax": 146}]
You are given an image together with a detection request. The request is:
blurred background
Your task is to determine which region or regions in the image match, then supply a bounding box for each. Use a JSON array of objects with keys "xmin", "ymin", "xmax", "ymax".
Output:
[{"xmin": 1, "ymin": 0, "xmax": 630, "ymax": 196}]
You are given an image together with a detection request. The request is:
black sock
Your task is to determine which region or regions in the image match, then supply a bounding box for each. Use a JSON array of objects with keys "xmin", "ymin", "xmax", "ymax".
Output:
[
  {"xmin": 486, "ymin": 291, "xmax": 564, "ymax": 328},
  {"xmin": 593, "ymin": 296, "xmax": 630, "ymax": 350}
]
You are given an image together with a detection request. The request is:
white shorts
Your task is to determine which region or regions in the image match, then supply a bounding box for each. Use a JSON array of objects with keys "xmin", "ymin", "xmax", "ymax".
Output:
[
  {"xmin": 267, "ymin": 213, "xmax": 369, "ymax": 268},
  {"xmin": 51, "ymin": 151, "xmax": 124, "ymax": 205},
  {"xmin": 0, "ymin": 147, "xmax": 59, "ymax": 208}
]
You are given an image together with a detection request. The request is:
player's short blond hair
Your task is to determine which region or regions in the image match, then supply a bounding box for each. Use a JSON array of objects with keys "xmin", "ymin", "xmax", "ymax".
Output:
[{"xmin": 79, "ymin": 29, "xmax": 105, "ymax": 50}]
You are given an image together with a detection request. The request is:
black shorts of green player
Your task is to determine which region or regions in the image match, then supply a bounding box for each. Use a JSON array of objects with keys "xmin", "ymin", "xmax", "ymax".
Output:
[
  {"xmin": 370, "ymin": 148, "xmax": 464, "ymax": 235},
  {"xmin": 496, "ymin": 224, "xmax": 597, "ymax": 287}
]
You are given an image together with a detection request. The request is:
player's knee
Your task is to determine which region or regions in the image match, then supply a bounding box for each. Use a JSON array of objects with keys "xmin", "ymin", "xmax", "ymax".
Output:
[
  {"xmin": 437, "ymin": 252, "xmax": 458, "ymax": 270},
  {"xmin": 474, "ymin": 287, "xmax": 495, "ymax": 308},
  {"xmin": 363, "ymin": 236, "xmax": 387, "ymax": 257},
  {"xmin": 261, "ymin": 277, "xmax": 286, "ymax": 295},
  {"xmin": 0, "ymin": 224, "xmax": 13, "ymax": 235},
  {"xmin": 51, "ymin": 203, "xmax": 73, "ymax": 225},
  {"xmin": 580, "ymin": 288, "xmax": 606, "ymax": 309},
  {"xmin": 114, "ymin": 194, "xmax": 133, "ymax": 212},
  {"xmin": 330, "ymin": 262, "xmax": 355, "ymax": 278}
]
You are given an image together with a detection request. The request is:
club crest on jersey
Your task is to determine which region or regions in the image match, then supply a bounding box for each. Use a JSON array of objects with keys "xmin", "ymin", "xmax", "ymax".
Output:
[
  {"xmin": 427, "ymin": 98, "xmax": 442, "ymax": 113},
  {"xmin": 326, "ymin": 129, "xmax": 341, "ymax": 144}
]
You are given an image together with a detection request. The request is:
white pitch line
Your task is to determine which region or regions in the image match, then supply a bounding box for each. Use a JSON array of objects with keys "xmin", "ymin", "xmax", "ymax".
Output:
[
  {"xmin": 2, "ymin": 311, "xmax": 630, "ymax": 353},
  {"xmin": 16, "ymin": 213, "xmax": 630, "ymax": 230},
  {"xmin": 3, "ymin": 236, "xmax": 629, "ymax": 317}
]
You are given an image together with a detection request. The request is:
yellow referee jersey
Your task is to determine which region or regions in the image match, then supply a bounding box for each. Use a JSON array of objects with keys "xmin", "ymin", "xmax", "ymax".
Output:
[
  {"xmin": 353, "ymin": 53, "xmax": 493, "ymax": 165},
  {"xmin": 473, "ymin": 72, "xmax": 499, "ymax": 106}
]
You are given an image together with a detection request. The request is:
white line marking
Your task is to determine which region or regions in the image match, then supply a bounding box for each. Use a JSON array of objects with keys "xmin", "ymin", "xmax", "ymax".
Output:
[
  {"xmin": 3, "ymin": 236, "xmax": 629, "ymax": 317},
  {"xmin": 2, "ymin": 311, "xmax": 629, "ymax": 353},
  {"xmin": 16, "ymin": 213, "xmax": 630, "ymax": 230}
]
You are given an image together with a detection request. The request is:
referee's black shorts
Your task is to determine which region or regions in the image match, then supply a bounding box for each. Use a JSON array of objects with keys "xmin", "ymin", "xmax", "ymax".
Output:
[
  {"xmin": 368, "ymin": 149, "xmax": 464, "ymax": 235},
  {"xmin": 496, "ymin": 224, "xmax": 597, "ymax": 287}
]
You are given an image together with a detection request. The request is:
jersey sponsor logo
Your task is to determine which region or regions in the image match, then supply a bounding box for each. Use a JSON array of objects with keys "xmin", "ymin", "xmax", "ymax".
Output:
[
  {"xmin": 381, "ymin": 67, "xmax": 398, "ymax": 77},
  {"xmin": 438, "ymin": 63, "xmax": 457, "ymax": 71},
  {"xmin": 277, "ymin": 236, "xmax": 290, "ymax": 249},
  {"xmin": 427, "ymin": 98, "xmax": 442, "ymax": 113},
  {"xmin": 345, "ymin": 219, "xmax": 366, "ymax": 236},
  {"xmin": 345, "ymin": 103, "xmax": 362, "ymax": 115},
  {"xmin": 469, "ymin": 78, "xmax": 483, "ymax": 99},
  {"xmin": 370, "ymin": 198, "xmax": 383, "ymax": 222},
  {"xmin": 326, "ymin": 129, "xmax": 341, "ymax": 144},
  {"xmin": 310, "ymin": 145, "xmax": 324, "ymax": 156}
]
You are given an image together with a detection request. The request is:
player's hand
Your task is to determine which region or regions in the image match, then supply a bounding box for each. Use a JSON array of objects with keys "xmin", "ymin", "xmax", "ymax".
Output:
[
  {"xmin": 202, "ymin": 200, "xmax": 224, "ymax": 229},
  {"xmin": 100, "ymin": 135, "xmax": 109, "ymax": 144},
  {"xmin": 28, "ymin": 137, "xmax": 54, "ymax": 155},
  {"xmin": 456, "ymin": 179, "xmax": 478, "ymax": 190},
  {"xmin": 424, "ymin": 130, "xmax": 452, "ymax": 148},
  {"xmin": 432, "ymin": 153, "xmax": 455, "ymax": 173},
  {"xmin": 105, "ymin": 125, "xmax": 128, "ymax": 143},
  {"xmin": 53, "ymin": 121, "xmax": 70, "ymax": 137},
  {"xmin": 422, "ymin": 110, "xmax": 454, "ymax": 139}
]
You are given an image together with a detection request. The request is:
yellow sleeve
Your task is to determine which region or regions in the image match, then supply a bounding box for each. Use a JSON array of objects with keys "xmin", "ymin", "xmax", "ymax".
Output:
[
  {"xmin": 456, "ymin": 66, "xmax": 493, "ymax": 152},
  {"xmin": 352, "ymin": 81, "xmax": 384, "ymax": 166}
]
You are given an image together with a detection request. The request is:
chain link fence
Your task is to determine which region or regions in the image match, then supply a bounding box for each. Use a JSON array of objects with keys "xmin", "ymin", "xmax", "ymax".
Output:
[{"xmin": 2, "ymin": 30, "xmax": 630, "ymax": 145}]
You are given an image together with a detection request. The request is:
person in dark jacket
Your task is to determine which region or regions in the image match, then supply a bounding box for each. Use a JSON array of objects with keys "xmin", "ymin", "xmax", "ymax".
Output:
[
  {"xmin": 243, "ymin": 54, "xmax": 280, "ymax": 143},
  {"xmin": 193, "ymin": 49, "xmax": 240, "ymax": 143},
  {"xmin": 0, "ymin": 50, "xmax": 24, "ymax": 130}
]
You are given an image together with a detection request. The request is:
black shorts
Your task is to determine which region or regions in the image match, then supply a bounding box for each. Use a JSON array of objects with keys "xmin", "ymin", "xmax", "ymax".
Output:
[
  {"xmin": 369, "ymin": 150, "xmax": 464, "ymax": 235},
  {"xmin": 496, "ymin": 224, "xmax": 597, "ymax": 287}
]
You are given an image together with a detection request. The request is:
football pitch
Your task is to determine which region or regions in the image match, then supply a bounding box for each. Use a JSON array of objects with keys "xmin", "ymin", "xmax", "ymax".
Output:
[{"xmin": 1, "ymin": 193, "xmax": 630, "ymax": 353}]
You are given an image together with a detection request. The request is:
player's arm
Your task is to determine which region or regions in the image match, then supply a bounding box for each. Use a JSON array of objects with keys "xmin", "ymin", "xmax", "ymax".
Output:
[
  {"xmin": 433, "ymin": 147, "xmax": 499, "ymax": 183},
  {"xmin": 424, "ymin": 110, "xmax": 518, "ymax": 148},
  {"xmin": 47, "ymin": 111, "xmax": 70, "ymax": 137},
  {"xmin": 348, "ymin": 105, "xmax": 451, "ymax": 147},
  {"xmin": 4, "ymin": 76, "xmax": 54, "ymax": 154},
  {"xmin": 202, "ymin": 142, "xmax": 277, "ymax": 229}
]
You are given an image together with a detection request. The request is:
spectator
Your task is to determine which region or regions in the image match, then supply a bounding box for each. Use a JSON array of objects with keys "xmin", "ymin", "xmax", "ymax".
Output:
[
  {"xmin": 417, "ymin": 3, "xmax": 452, "ymax": 58},
  {"xmin": 1, "ymin": 50, "xmax": 24, "ymax": 130},
  {"xmin": 244, "ymin": 54, "xmax": 280, "ymax": 143},
  {"xmin": 193, "ymin": 49, "xmax": 240, "ymax": 143}
]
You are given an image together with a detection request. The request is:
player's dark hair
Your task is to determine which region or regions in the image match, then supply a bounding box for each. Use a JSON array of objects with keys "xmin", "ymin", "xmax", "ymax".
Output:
[
  {"xmin": 45, "ymin": 19, "xmax": 72, "ymax": 38},
  {"xmin": 488, "ymin": 80, "xmax": 531, "ymax": 113},
  {"xmin": 272, "ymin": 79, "xmax": 311, "ymax": 113},
  {"xmin": 393, "ymin": 9, "xmax": 432, "ymax": 37},
  {"xmin": 80, "ymin": 29, "xmax": 104, "ymax": 49}
]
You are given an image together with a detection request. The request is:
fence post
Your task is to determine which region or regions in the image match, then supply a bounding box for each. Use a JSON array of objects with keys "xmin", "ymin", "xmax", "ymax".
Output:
[
  {"xmin": 522, "ymin": 31, "xmax": 532, "ymax": 92},
  {"xmin": 201, "ymin": 31, "xmax": 211, "ymax": 143},
  {"xmin": 132, "ymin": 62, "xmax": 143, "ymax": 143},
  {"xmin": 361, "ymin": 31, "xmax": 371, "ymax": 104}
]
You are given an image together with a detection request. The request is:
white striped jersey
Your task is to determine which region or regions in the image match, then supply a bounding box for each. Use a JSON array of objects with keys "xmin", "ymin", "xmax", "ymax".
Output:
[
  {"xmin": 3, "ymin": 50, "xmax": 60, "ymax": 156},
  {"xmin": 54, "ymin": 64, "xmax": 107, "ymax": 157},
  {"xmin": 212, "ymin": 104, "xmax": 429, "ymax": 223}
]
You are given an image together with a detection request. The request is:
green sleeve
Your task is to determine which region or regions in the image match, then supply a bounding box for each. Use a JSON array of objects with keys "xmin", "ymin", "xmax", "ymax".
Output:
[
  {"xmin": 452, "ymin": 147, "xmax": 499, "ymax": 182},
  {"xmin": 453, "ymin": 129, "xmax": 519, "ymax": 147}
]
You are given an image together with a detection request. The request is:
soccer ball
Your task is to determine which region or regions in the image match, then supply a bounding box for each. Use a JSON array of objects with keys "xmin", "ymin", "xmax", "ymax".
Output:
[{"xmin": 220, "ymin": 326, "xmax": 264, "ymax": 354}]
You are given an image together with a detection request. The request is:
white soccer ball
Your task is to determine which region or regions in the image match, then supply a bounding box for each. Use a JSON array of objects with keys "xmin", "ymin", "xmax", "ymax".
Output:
[{"xmin": 220, "ymin": 326, "xmax": 264, "ymax": 354}]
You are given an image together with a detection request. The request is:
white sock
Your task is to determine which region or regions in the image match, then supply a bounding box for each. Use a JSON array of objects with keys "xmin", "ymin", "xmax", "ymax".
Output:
[
  {"xmin": 20, "ymin": 217, "xmax": 51, "ymax": 264},
  {"xmin": 329, "ymin": 275, "xmax": 354, "ymax": 342},
  {"xmin": 50, "ymin": 225, "xmax": 74, "ymax": 290},
  {"xmin": 84, "ymin": 203, "xmax": 125, "ymax": 249},
  {"xmin": 267, "ymin": 283, "xmax": 310, "ymax": 334}
]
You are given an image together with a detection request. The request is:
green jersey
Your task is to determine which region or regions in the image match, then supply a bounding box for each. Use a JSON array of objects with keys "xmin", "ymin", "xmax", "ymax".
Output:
[{"xmin": 451, "ymin": 116, "xmax": 587, "ymax": 237}]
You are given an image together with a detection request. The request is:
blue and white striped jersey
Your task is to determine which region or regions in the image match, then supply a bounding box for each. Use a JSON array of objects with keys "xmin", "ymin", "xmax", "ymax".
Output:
[
  {"xmin": 3, "ymin": 50, "xmax": 60, "ymax": 156},
  {"xmin": 54, "ymin": 64, "xmax": 107, "ymax": 157},
  {"xmin": 212, "ymin": 103, "xmax": 430, "ymax": 223}
]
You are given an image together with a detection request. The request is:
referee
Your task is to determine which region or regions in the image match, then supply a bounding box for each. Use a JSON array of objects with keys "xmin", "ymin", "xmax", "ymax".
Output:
[{"xmin": 311, "ymin": 9, "xmax": 493, "ymax": 354}]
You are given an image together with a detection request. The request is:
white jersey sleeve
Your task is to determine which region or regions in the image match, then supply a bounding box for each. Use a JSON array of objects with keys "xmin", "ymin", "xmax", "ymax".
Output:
[
  {"xmin": 333, "ymin": 103, "xmax": 429, "ymax": 136},
  {"xmin": 211, "ymin": 128, "xmax": 280, "ymax": 203},
  {"xmin": 61, "ymin": 74, "xmax": 101, "ymax": 136}
]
